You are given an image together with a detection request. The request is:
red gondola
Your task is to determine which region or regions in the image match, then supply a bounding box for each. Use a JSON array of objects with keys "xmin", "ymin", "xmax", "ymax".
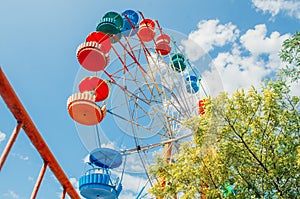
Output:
[
  {"xmin": 155, "ymin": 34, "xmax": 171, "ymax": 55},
  {"xmin": 198, "ymin": 99, "xmax": 206, "ymax": 115},
  {"xmin": 79, "ymin": 76, "xmax": 109, "ymax": 102},
  {"xmin": 137, "ymin": 19, "xmax": 156, "ymax": 42},
  {"xmin": 86, "ymin": 32, "xmax": 112, "ymax": 54},
  {"xmin": 67, "ymin": 93, "xmax": 107, "ymax": 126},
  {"xmin": 76, "ymin": 42, "xmax": 110, "ymax": 72}
]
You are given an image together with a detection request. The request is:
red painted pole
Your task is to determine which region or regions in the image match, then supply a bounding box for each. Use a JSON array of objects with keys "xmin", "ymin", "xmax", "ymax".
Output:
[
  {"xmin": 61, "ymin": 188, "xmax": 67, "ymax": 199},
  {"xmin": 30, "ymin": 161, "xmax": 48, "ymax": 199},
  {"xmin": 0, "ymin": 121, "xmax": 23, "ymax": 171}
]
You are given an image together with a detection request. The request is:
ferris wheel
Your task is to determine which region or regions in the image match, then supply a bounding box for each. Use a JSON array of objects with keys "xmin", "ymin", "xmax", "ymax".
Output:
[{"xmin": 67, "ymin": 10, "xmax": 222, "ymax": 199}]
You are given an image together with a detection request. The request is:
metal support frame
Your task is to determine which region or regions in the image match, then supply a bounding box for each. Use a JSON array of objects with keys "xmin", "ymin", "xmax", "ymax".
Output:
[
  {"xmin": 30, "ymin": 161, "xmax": 48, "ymax": 199},
  {"xmin": 0, "ymin": 67, "xmax": 81, "ymax": 199},
  {"xmin": 0, "ymin": 121, "xmax": 23, "ymax": 171},
  {"xmin": 61, "ymin": 188, "xmax": 67, "ymax": 199}
]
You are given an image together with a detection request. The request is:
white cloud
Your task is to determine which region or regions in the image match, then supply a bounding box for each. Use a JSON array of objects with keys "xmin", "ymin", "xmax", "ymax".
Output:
[
  {"xmin": 124, "ymin": 153, "xmax": 149, "ymax": 174},
  {"xmin": 252, "ymin": 0, "xmax": 300, "ymax": 20},
  {"xmin": 209, "ymin": 48, "xmax": 270, "ymax": 93},
  {"xmin": 11, "ymin": 152, "xmax": 29, "ymax": 161},
  {"xmin": 28, "ymin": 176, "xmax": 34, "ymax": 182},
  {"xmin": 119, "ymin": 191, "xmax": 138, "ymax": 199},
  {"xmin": 114, "ymin": 171, "xmax": 151, "ymax": 199},
  {"xmin": 210, "ymin": 24, "xmax": 290, "ymax": 93},
  {"xmin": 185, "ymin": 19, "xmax": 291, "ymax": 94},
  {"xmin": 122, "ymin": 173, "xmax": 148, "ymax": 193},
  {"xmin": 240, "ymin": 24, "xmax": 290, "ymax": 56},
  {"xmin": 239, "ymin": 24, "xmax": 290, "ymax": 81},
  {"xmin": 83, "ymin": 154, "xmax": 89, "ymax": 163},
  {"xmin": 183, "ymin": 19, "xmax": 239, "ymax": 61},
  {"xmin": 219, "ymin": 34, "xmax": 287, "ymax": 92},
  {"xmin": 0, "ymin": 131, "xmax": 6, "ymax": 142},
  {"xmin": 3, "ymin": 190, "xmax": 19, "ymax": 199},
  {"xmin": 19, "ymin": 155, "xmax": 29, "ymax": 161}
]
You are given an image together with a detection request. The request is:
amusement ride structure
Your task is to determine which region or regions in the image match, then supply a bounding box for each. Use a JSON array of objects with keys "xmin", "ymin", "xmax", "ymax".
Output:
[{"xmin": 67, "ymin": 9, "xmax": 220, "ymax": 199}]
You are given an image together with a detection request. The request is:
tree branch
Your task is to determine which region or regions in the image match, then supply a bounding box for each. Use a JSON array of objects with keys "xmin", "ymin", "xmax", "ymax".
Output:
[{"xmin": 234, "ymin": 165, "xmax": 262, "ymax": 198}]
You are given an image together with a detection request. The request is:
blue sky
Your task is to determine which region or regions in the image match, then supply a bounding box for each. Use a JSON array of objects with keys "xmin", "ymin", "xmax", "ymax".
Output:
[{"xmin": 0, "ymin": 0, "xmax": 299, "ymax": 198}]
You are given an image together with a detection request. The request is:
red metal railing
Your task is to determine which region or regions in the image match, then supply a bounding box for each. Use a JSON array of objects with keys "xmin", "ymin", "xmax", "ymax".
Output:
[{"xmin": 0, "ymin": 67, "xmax": 81, "ymax": 199}]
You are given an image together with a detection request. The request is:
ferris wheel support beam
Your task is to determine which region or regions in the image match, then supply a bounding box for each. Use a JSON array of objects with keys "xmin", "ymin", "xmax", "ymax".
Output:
[
  {"xmin": 113, "ymin": 35, "xmax": 147, "ymax": 73},
  {"xmin": 110, "ymin": 44, "xmax": 129, "ymax": 72},
  {"xmin": 0, "ymin": 67, "xmax": 81, "ymax": 199},
  {"xmin": 121, "ymin": 132, "xmax": 193, "ymax": 155},
  {"xmin": 156, "ymin": 142, "xmax": 175, "ymax": 199},
  {"xmin": 155, "ymin": 20, "xmax": 163, "ymax": 35}
]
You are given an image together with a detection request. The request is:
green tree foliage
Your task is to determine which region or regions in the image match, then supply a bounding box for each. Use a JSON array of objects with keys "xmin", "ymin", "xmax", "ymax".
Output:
[
  {"xmin": 149, "ymin": 80, "xmax": 300, "ymax": 198},
  {"xmin": 280, "ymin": 31, "xmax": 300, "ymax": 82}
]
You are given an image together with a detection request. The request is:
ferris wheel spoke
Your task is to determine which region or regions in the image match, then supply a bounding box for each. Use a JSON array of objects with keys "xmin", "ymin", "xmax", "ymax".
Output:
[
  {"xmin": 167, "ymin": 55, "xmax": 195, "ymax": 115},
  {"xmin": 113, "ymin": 35, "xmax": 148, "ymax": 74},
  {"xmin": 121, "ymin": 132, "xmax": 193, "ymax": 155},
  {"xmin": 145, "ymin": 52, "xmax": 194, "ymax": 118},
  {"xmin": 107, "ymin": 109, "xmax": 166, "ymax": 137},
  {"xmin": 111, "ymin": 68, "xmax": 174, "ymax": 117}
]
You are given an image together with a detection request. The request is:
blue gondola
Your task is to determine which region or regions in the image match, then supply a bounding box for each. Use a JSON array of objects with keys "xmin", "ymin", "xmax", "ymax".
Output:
[
  {"xmin": 79, "ymin": 148, "xmax": 123, "ymax": 199},
  {"xmin": 121, "ymin": 10, "xmax": 139, "ymax": 37},
  {"xmin": 186, "ymin": 75, "xmax": 200, "ymax": 93}
]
